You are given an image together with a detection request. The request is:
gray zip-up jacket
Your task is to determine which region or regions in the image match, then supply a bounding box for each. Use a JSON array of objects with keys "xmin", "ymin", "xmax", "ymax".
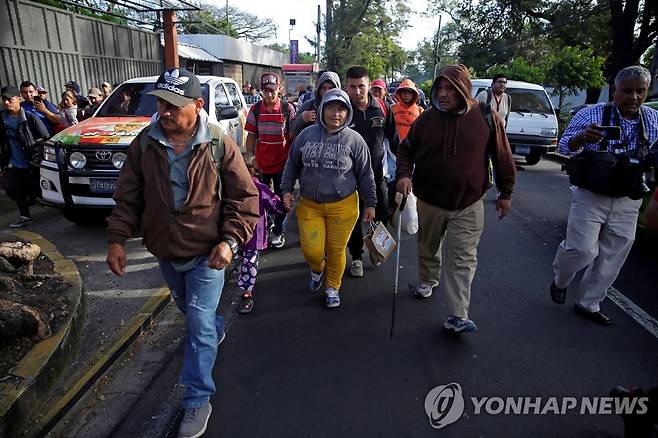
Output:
[
  {"xmin": 289, "ymin": 71, "xmax": 341, "ymax": 139},
  {"xmin": 281, "ymin": 88, "xmax": 377, "ymax": 207}
]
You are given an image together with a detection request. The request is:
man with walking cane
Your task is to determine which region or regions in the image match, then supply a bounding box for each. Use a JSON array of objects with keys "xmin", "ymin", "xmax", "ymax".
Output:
[{"xmin": 396, "ymin": 65, "xmax": 516, "ymax": 334}]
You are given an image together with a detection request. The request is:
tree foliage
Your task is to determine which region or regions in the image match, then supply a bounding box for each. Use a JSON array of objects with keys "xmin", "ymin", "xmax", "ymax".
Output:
[
  {"xmin": 177, "ymin": 3, "xmax": 278, "ymax": 43},
  {"xmin": 486, "ymin": 58, "xmax": 545, "ymax": 84},
  {"xmin": 429, "ymin": 0, "xmax": 656, "ymax": 92},
  {"xmin": 325, "ymin": 0, "xmax": 409, "ymax": 80},
  {"xmin": 543, "ymin": 46, "xmax": 605, "ymax": 109}
]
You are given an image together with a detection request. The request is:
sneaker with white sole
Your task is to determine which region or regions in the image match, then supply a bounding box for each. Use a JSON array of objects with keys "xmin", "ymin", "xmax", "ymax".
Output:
[
  {"xmin": 270, "ymin": 233, "xmax": 285, "ymax": 249},
  {"xmin": 9, "ymin": 216, "xmax": 32, "ymax": 228},
  {"xmin": 443, "ymin": 315, "xmax": 478, "ymax": 333},
  {"xmin": 325, "ymin": 288, "xmax": 340, "ymax": 308},
  {"xmin": 349, "ymin": 259, "xmax": 363, "ymax": 277},
  {"xmin": 309, "ymin": 270, "xmax": 324, "ymax": 291},
  {"xmin": 414, "ymin": 281, "xmax": 436, "ymax": 298},
  {"xmin": 178, "ymin": 402, "xmax": 212, "ymax": 438}
]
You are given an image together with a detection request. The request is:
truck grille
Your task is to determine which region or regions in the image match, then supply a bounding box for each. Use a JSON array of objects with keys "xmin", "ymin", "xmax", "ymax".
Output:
[{"xmin": 66, "ymin": 146, "xmax": 123, "ymax": 171}]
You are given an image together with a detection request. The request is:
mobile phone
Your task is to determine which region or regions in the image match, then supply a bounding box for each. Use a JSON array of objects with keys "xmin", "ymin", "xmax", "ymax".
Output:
[
  {"xmin": 33, "ymin": 95, "xmax": 42, "ymax": 103},
  {"xmin": 598, "ymin": 126, "xmax": 621, "ymax": 141}
]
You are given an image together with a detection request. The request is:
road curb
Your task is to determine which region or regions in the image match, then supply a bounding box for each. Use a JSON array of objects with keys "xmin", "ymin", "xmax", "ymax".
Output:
[
  {"xmin": 0, "ymin": 230, "xmax": 84, "ymax": 438},
  {"xmin": 29, "ymin": 286, "xmax": 172, "ymax": 438}
]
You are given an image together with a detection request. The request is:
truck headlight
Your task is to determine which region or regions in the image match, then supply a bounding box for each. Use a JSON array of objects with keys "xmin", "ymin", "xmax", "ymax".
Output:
[
  {"xmin": 541, "ymin": 128, "xmax": 557, "ymax": 137},
  {"xmin": 43, "ymin": 145, "xmax": 56, "ymax": 162},
  {"xmin": 112, "ymin": 152, "xmax": 127, "ymax": 169},
  {"xmin": 69, "ymin": 152, "xmax": 86, "ymax": 169}
]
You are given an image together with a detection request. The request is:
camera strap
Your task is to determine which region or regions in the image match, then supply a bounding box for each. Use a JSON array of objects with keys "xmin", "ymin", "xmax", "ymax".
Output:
[{"xmin": 601, "ymin": 103, "xmax": 650, "ymax": 152}]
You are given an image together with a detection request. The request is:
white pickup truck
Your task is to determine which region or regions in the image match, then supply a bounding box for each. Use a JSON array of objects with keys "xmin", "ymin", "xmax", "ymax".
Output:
[{"xmin": 39, "ymin": 75, "xmax": 248, "ymax": 224}]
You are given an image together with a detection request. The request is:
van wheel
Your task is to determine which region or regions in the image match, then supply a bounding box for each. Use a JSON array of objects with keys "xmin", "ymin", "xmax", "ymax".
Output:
[
  {"xmin": 525, "ymin": 152, "xmax": 541, "ymax": 166},
  {"xmin": 62, "ymin": 208, "xmax": 110, "ymax": 225}
]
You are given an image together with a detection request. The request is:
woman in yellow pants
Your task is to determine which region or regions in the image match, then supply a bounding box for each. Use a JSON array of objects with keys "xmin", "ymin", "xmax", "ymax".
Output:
[{"xmin": 281, "ymin": 89, "xmax": 377, "ymax": 308}]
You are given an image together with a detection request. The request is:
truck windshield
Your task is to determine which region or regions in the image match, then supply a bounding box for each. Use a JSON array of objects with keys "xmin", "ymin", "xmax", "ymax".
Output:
[
  {"xmin": 96, "ymin": 82, "xmax": 210, "ymax": 117},
  {"xmin": 507, "ymin": 88, "xmax": 553, "ymax": 115}
]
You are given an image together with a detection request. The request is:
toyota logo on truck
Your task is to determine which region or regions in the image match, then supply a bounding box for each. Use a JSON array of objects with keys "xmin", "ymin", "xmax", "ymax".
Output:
[{"xmin": 96, "ymin": 150, "xmax": 112, "ymax": 161}]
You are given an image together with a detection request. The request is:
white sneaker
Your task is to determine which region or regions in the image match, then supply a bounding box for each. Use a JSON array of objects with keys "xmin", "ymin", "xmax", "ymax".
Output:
[
  {"xmin": 349, "ymin": 260, "xmax": 364, "ymax": 277},
  {"xmin": 325, "ymin": 288, "xmax": 340, "ymax": 308},
  {"xmin": 414, "ymin": 281, "xmax": 436, "ymax": 298}
]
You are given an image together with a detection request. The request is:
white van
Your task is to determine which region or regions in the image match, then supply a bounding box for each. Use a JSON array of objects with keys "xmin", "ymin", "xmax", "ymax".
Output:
[{"xmin": 471, "ymin": 79, "xmax": 558, "ymax": 165}]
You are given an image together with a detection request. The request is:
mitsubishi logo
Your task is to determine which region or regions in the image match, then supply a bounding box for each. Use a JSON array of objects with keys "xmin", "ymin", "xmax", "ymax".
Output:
[
  {"xmin": 96, "ymin": 150, "xmax": 112, "ymax": 161},
  {"xmin": 520, "ymin": 128, "xmax": 525, "ymax": 133}
]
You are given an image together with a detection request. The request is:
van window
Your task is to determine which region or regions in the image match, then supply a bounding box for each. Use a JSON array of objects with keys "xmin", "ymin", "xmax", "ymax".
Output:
[
  {"xmin": 224, "ymin": 82, "xmax": 244, "ymax": 109},
  {"xmin": 97, "ymin": 83, "xmax": 209, "ymax": 117},
  {"xmin": 507, "ymin": 88, "xmax": 553, "ymax": 115},
  {"xmin": 215, "ymin": 84, "xmax": 230, "ymax": 106}
]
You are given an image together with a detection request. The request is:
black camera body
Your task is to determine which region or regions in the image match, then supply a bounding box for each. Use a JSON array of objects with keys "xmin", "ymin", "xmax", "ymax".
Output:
[
  {"xmin": 622, "ymin": 147, "xmax": 658, "ymax": 200},
  {"xmin": 563, "ymin": 147, "xmax": 658, "ymax": 200}
]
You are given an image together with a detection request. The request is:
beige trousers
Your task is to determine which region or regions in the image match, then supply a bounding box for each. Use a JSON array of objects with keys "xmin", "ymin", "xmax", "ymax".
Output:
[
  {"xmin": 552, "ymin": 187, "xmax": 641, "ymax": 312},
  {"xmin": 416, "ymin": 197, "xmax": 484, "ymax": 318}
]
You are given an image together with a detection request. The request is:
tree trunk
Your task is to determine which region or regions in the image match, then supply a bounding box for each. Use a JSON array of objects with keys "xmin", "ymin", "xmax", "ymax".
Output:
[
  {"xmin": 0, "ymin": 298, "xmax": 51, "ymax": 339},
  {"xmin": 585, "ymin": 87, "xmax": 602, "ymax": 104}
]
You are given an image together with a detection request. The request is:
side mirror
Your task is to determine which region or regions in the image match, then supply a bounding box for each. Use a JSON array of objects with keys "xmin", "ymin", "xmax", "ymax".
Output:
[{"xmin": 217, "ymin": 105, "xmax": 238, "ymax": 120}]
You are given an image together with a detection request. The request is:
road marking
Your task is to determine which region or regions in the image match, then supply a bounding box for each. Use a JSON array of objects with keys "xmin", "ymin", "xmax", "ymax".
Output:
[{"xmin": 608, "ymin": 286, "xmax": 658, "ymax": 339}]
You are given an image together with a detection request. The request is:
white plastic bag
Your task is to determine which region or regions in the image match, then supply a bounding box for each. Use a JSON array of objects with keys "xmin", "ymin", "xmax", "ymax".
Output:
[{"xmin": 400, "ymin": 191, "xmax": 418, "ymax": 235}]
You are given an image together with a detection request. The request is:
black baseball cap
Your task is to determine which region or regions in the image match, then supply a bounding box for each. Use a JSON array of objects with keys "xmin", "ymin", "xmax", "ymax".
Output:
[
  {"xmin": 1, "ymin": 86, "xmax": 20, "ymax": 99},
  {"xmin": 147, "ymin": 68, "xmax": 202, "ymax": 107}
]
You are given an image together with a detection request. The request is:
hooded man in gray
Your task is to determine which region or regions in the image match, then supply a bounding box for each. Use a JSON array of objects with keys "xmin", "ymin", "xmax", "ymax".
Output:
[
  {"xmin": 290, "ymin": 71, "xmax": 341, "ymax": 139},
  {"xmin": 281, "ymin": 88, "xmax": 376, "ymax": 309}
]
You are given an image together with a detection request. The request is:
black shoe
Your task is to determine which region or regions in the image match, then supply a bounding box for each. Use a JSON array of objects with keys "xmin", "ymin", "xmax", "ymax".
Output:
[
  {"xmin": 610, "ymin": 387, "xmax": 654, "ymax": 438},
  {"xmin": 550, "ymin": 281, "xmax": 567, "ymax": 304},
  {"xmin": 574, "ymin": 304, "xmax": 613, "ymax": 325}
]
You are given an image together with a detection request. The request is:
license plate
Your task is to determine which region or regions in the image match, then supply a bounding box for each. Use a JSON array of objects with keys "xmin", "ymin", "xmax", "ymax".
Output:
[
  {"xmin": 89, "ymin": 178, "xmax": 117, "ymax": 194},
  {"xmin": 515, "ymin": 145, "xmax": 531, "ymax": 155}
]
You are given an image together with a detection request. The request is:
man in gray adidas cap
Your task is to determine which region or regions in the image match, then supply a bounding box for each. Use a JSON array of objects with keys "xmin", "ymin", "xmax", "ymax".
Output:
[{"xmin": 106, "ymin": 67, "xmax": 258, "ymax": 438}]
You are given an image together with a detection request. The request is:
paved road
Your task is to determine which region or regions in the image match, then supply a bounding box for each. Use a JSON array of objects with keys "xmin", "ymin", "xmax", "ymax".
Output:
[{"xmin": 200, "ymin": 159, "xmax": 657, "ymax": 437}]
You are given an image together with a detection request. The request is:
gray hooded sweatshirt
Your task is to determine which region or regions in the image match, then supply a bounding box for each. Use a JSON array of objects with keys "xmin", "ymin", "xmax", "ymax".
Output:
[
  {"xmin": 281, "ymin": 88, "xmax": 377, "ymax": 207},
  {"xmin": 290, "ymin": 71, "xmax": 341, "ymax": 138}
]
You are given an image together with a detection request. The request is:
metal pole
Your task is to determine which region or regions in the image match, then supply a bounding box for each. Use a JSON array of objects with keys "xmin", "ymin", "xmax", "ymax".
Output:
[
  {"xmin": 225, "ymin": 0, "xmax": 229, "ymax": 32},
  {"xmin": 433, "ymin": 15, "xmax": 442, "ymax": 79},
  {"xmin": 317, "ymin": 4, "xmax": 321, "ymax": 64}
]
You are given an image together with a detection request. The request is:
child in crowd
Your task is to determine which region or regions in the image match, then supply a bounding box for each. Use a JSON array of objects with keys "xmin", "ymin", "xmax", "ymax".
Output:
[
  {"xmin": 237, "ymin": 158, "xmax": 286, "ymax": 314},
  {"xmin": 59, "ymin": 91, "xmax": 78, "ymax": 127}
]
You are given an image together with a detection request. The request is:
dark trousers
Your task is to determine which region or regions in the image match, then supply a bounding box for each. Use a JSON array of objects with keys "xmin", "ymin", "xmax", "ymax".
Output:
[
  {"xmin": 4, "ymin": 166, "xmax": 39, "ymax": 218},
  {"xmin": 261, "ymin": 171, "xmax": 286, "ymax": 235},
  {"xmin": 348, "ymin": 179, "xmax": 389, "ymax": 260}
]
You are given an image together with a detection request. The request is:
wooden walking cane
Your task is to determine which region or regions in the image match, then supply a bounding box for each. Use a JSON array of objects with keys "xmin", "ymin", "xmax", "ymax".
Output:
[{"xmin": 390, "ymin": 192, "xmax": 407, "ymax": 338}]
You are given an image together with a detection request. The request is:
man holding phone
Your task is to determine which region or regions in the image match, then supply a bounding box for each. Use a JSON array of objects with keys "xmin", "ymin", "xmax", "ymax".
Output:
[
  {"xmin": 20, "ymin": 81, "xmax": 62, "ymax": 136},
  {"xmin": 550, "ymin": 65, "xmax": 658, "ymax": 325}
]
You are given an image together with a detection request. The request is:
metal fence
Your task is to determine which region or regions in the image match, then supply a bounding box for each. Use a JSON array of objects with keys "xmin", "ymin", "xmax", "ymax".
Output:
[{"xmin": 0, "ymin": 0, "xmax": 162, "ymax": 97}]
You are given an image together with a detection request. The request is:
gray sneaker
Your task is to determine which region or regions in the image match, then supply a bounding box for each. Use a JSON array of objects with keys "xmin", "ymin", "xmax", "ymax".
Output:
[
  {"xmin": 178, "ymin": 402, "xmax": 212, "ymax": 438},
  {"xmin": 414, "ymin": 281, "xmax": 436, "ymax": 298},
  {"xmin": 349, "ymin": 259, "xmax": 364, "ymax": 277}
]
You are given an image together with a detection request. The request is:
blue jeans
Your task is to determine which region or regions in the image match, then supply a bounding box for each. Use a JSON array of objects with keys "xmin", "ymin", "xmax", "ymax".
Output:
[{"xmin": 158, "ymin": 255, "xmax": 225, "ymax": 409}]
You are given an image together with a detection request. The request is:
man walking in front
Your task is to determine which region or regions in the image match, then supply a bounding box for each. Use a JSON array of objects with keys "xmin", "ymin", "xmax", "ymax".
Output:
[
  {"xmin": 106, "ymin": 68, "xmax": 259, "ymax": 438},
  {"xmin": 345, "ymin": 65, "xmax": 398, "ymax": 277},
  {"xmin": 396, "ymin": 64, "xmax": 516, "ymax": 333},
  {"xmin": 245, "ymin": 72, "xmax": 296, "ymax": 248},
  {"xmin": 550, "ymin": 65, "xmax": 658, "ymax": 325},
  {"xmin": 476, "ymin": 74, "xmax": 511, "ymax": 127}
]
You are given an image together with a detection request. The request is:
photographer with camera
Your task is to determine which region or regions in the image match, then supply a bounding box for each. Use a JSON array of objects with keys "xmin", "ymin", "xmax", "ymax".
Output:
[{"xmin": 551, "ymin": 65, "xmax": 658, "ymax": 325}]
